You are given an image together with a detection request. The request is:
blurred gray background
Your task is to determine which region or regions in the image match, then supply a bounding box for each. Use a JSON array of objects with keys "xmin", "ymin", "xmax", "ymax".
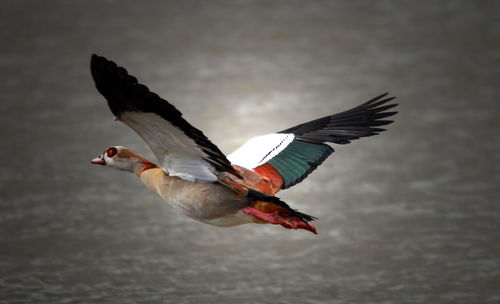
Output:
[{"xmin": 1, "ymin": 1, "xmax": 499, "ymax": 303}]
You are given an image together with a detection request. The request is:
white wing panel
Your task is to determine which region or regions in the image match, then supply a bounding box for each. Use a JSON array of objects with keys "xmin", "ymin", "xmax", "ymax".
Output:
[{"xmin": 228, "ymin": 133, "xmax": 295, "ymax": 169}]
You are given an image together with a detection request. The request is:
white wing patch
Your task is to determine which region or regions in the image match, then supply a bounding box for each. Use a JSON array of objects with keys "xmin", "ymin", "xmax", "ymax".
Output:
[
  {"xmin": 228, "ymin": 133, "xmax": 295, "ymax": 169},
  {"xmin": 162, "ymin": 152, "xmax": 216, "ymax": 182},
  {"xmin": 120, "ymin": 112, "xmax": 217, "ymax": 182}
]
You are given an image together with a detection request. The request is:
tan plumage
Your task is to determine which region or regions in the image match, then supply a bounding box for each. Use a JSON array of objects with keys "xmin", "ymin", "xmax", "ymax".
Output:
[{"xmin": 139, "ymin": 166, "xmax": 253, "ymax": 226}]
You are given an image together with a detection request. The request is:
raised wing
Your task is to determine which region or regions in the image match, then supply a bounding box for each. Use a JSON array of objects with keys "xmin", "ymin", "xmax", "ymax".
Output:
[
  {"xmin": 90, "ymin": 54, "xmax": 239, "ymax": 182},
  {"xmin": 280, "ymin": 93, "xmax": 397, "ymax": 144},
  {"xmin": 228, "ymin": 93, "xmax": 397, "ymax": 190}
]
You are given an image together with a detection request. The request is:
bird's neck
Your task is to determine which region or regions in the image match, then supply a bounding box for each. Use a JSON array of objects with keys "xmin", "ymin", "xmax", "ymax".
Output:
[
  {"xmin": 138, "ymin": 167, "xmax": 170, "ymax": 198},
  {"xmin": 134, "ymin": 157, "xmax": 158, "ymax": 176}
]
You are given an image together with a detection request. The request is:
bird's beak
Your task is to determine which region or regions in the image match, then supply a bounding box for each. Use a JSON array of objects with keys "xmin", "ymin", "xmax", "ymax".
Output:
[{"xmin": 91, "ymin": 153, "xmax": 106, "ymax": 165}]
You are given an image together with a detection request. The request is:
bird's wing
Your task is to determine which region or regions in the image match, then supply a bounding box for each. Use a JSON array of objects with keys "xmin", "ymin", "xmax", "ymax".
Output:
[
  {"xmin": 228, "ymin": 93, "xmax": 397, "ymax": 190},
  {"xmin": 90, "ymin": 54, "xmax": 239, "ymax": 182}
]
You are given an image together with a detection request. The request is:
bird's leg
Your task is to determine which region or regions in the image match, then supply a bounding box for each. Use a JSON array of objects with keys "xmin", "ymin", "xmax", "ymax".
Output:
[{"xmin": 242, "ymin": 206, "xmax": 317, "ymax": 234}]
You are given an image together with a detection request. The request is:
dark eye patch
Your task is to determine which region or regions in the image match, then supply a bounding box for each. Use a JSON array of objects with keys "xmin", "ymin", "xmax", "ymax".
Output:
[{"xmin": 106, "ymin": 147, "xmax": 118, "ymax": 157}]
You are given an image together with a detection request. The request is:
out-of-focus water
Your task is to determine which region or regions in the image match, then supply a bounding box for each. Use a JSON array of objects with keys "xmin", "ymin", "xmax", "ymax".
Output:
[{"xmin": 1, "ymin": 1, "xmax": 499, "ymax": 303}]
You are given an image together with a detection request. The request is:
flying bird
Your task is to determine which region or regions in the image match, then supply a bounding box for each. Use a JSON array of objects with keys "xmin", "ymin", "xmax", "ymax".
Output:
[{"xmin": 90, "ymin": 54, "xmax": 397, "ymax": 234}]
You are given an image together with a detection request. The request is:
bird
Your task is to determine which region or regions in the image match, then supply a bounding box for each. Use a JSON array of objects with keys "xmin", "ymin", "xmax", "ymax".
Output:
[{"xmin": 90, "ymin": 54, "xmax": 397, "ymax": 234}]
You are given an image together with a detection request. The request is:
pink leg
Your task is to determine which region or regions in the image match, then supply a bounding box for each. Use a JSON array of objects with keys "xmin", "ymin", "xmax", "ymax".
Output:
[{"xmin": 242, "ymin": 206, "xmax": 317, "ymax": 234}]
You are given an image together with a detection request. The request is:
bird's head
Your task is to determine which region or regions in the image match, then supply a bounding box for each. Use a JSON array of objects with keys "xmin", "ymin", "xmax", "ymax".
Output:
[{"xmin": 91, "ymin": 146, "xmax": 146, "ymax": 173}]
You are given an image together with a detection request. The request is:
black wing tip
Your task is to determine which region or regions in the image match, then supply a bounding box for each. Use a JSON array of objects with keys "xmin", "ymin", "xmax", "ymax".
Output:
[
  {"xmin": 90, "ymin": 54, "xmax": 118, "ymax": 85},
  {"xmin": 363, "ymin": 93, "xmax": 397, "ymax": 110},
  {"xmin": 91, "ymin": 53, "xmax": 110, "ymax": 65},
  {"xmin": 90, "ymin": 54, "xmax": 103, "ymax": 79},
  {"xmin": 373, "ymin": 92, "xmax": 390, "ymax": 101},
  {"xmin": 90, "ymin": 54, "xmax": 139, "ymax": 117},
  {"xmin": 90, "ymin": 54, "xmax": 110, "ymax": 74},
  {"xmin": 370, "ymin": 92, "xmax": 395, "ymax": 102},
  {"xmin": 283, "ymin": 93, "xmax": 398, "ymax": 144},
  {"xmin": 90, "ymin": 54, "xmax": 135, "ymax": 85}
]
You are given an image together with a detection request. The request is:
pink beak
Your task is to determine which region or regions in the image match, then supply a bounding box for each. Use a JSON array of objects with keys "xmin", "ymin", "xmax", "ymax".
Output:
[{"xmin": 91, "ymin": 154, "xmax": 106, "ymax": 165}]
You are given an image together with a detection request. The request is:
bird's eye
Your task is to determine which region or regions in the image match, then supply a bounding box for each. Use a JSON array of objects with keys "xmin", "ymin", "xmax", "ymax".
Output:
[{"xmin": 106, "ymin": 147, "xmax": 118, "ymax": 157}]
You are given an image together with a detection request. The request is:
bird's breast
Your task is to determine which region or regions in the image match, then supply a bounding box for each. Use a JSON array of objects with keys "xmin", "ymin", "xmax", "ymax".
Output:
[{"xmin": 139, "ymin": 168, "xmax": 249, "ymax": 223}]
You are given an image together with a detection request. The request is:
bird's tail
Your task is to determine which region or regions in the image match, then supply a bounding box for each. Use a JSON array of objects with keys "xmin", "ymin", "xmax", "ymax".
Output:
[{"xmin": 244, "ymin": 189, "xmax": 317, "ymax": 234}]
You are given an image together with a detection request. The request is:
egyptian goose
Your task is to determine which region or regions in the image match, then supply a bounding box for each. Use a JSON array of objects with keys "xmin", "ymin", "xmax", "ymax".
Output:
[{"xmin": 90, "ymin": 54, "xmax": 397, "ymax": 234}]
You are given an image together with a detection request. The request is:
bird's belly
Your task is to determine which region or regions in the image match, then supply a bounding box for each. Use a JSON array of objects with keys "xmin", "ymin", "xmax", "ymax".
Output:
[
  {"xmin": 199, "ymin": 210, "xmax": 256, "ymax": 227},
  {"xmin": 159, "ymin": 179, "xmax": 249, "ymax": 223},
  {"xmin": 140, "ymin": 169, "xmax": 252, "ymax": 225}
]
